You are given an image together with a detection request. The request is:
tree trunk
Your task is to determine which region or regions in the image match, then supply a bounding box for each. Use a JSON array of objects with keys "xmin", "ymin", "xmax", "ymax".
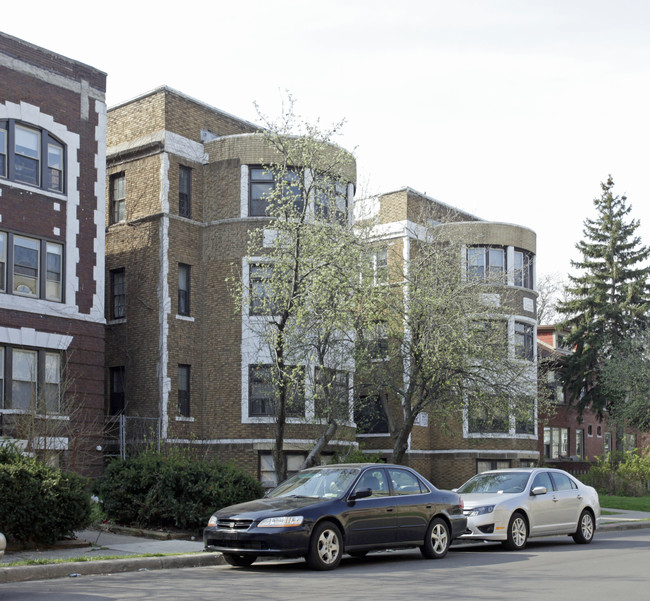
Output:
[{"xmin": 301, "ymin": 421, "xmax": 338, "ymax": 469}]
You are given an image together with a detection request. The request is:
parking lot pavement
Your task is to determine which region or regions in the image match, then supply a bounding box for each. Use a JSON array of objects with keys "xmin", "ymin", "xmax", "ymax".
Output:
[{"xmin": 1, "ymin": 510, "xmax": 649, "ymax": 583}]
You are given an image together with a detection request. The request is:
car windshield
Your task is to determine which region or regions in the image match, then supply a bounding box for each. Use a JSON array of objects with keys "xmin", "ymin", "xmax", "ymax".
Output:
[
  {"xmin": 457, "ymin": 472, "xmax": 531, "ymax": 494},
  {"xmin": 267, "ymin": 468, "xmax": 361, "ymax": 500}
]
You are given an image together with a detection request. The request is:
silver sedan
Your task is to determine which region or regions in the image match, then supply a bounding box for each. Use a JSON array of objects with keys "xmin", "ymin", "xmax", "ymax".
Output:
[{"xmin": 456, "ymin": 468, "xmax": 600, "ymax": 550}]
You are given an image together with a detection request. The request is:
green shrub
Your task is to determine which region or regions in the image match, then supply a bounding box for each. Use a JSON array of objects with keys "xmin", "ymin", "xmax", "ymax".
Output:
[
  {"xmin": 94, "ymin": 450, "xmax": 264, "ymax": 533},
  {"xmin": 585, "ymin": 449, "xmax": 650, "ymax": 496},
  {"xmin": 0, "ymin": 444, "xmax": 92, "ymax": 545}
]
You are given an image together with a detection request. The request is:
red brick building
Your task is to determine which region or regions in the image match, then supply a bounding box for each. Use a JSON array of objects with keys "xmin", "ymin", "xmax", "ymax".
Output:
[
  {"xmin": 0, "ymin": 32, "xmax": 107, "ymax": 475},
  {"xmin": 537, "ymin": 325, "xmax": 647, "ymax": 470}
]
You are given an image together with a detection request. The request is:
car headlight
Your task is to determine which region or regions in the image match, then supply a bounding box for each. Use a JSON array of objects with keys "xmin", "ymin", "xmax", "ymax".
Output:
[
  {"xmin": 467, "ymin": 505, "xmax": 495, "ymax": 517},
  {"xmin": 258, "ymin": 516, "xmax": 304, "ymax": 528},
  {"xmin": 208, "ymin": 514, "xmax": 218, "ymax": 527}
]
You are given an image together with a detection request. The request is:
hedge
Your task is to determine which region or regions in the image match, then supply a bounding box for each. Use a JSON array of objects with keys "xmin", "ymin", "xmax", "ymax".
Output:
[
  {"xmin": 0, "ymin": 445, "xmax": 92, "ymax": 545},
  {"xmin": 94, "ymin": 450, "xmax": 264, "ymax": 533}
]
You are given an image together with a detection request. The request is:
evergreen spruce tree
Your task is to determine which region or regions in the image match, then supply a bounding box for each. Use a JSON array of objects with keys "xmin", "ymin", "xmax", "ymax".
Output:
[{"xmin": 559, "ymin": 176, "xmax": 650, "ymax": 424}]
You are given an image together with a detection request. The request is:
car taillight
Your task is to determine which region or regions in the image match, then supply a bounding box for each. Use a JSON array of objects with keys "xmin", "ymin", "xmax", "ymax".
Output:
[{"xmin": 459, "ymin": 496, "xmax": 464, "ymax": 511}]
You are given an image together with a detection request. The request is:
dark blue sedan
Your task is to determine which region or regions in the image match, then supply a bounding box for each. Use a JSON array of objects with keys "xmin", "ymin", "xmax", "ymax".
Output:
[{"xmin": 204, "ymin": 463, "xmax": 466, "ymax": 570}]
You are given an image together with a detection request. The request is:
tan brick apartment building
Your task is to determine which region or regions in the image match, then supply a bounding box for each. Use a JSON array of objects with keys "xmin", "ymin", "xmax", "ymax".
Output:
[
  {"xmin": 354, "ymin": 189, "xmax": 539, "ymax": 488},
  {"xmin": 0, "ymin": 32, "xmax": 107, "ymax": 476},
  {"xmin": 105, "ymin": 87, "xmax": 359, "ymax": 484},
  {"xmin": 106, "ymin": 86, "xmax": 539, "ymax": 489}
]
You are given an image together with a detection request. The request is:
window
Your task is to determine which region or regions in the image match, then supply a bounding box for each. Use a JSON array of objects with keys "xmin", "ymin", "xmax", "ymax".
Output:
[
  {"xmin": 0, "ymin": 120, "xmax": 65, "ymax": 193},
  {"xmin": 0, "ymin": 124, "xmax": 6, "ymax": 178},
  {"xmin": 597, "ymin": 425, "xmax": 602, "ymax": 438},
  {"xmin": 46, "ymin": 242, "xmax": 62, "ymax": 301},
  {"xmin": 467, "ymin": 246, "xmax": 506, "ymax": 284},
  {"xmin": 514, "ymin": 249, "xmax": 534, "ymax": 289},
  {"xmin": 546, "ymin": 370, "xmax": 565, "ymax": 403},
  {"xmin": 109, "ymin": 366, "xmax": 125, "ymax": 415},
  {"xmin": 14, "ymin": 125, "xmax": 40, "ymax": 187},
  {"xmin": 514, "ymin": 322, "xmax": 534, "ymax": 361},
  {"xmin": 178, "ymin": 264, "xmax": 190, "ymax": 316},
  {"xmin": 604, "ymin": 431, "xmax": 612, "ymax": 454},
  {"xmin": 11, "ymin": 348, "xmax": 37, "ymax": 410},
  {"xmin": 477, "ymin": 459, "xmax": 511, "ymax": 474},
  {"xmin": 178, "ymin": 365, "xmax": 190, "ymax": 417},
  {"xmin": 13, "ymin": 236, "xmax": 39, "ymax": 297},
  {"xmin": 249, "ymin": 166, "xmax": 303, "ymax": 216},
  {"xmin": 623, "ymin": 433, "xmax": 636, "ymax": 451},
  {"xmin": 179, "ymin": 165, "xmax": 191, "ymax": 218},
  {"xmin": 354, "ymin": 394, "xmax": 389, "ymax": 434},
  {"xmin": 369, "ymin": 246, "xmax": 388, "ymax": 285},
  {"xmin": 515, "ymin": 402, "xmax": 535, "ymax": 435},
  {"xmin": 0, "ymin": 233, "xmax": 62, "ymax": 302},
  {"xmin": 587, "ymin": 424, "xmax": 593, "ymax": 437},
  {"xmin": 259, "ymin": 452, "xmax": 305, "ymax": 488},
  {"xmin": 544, "ymin": 426, "xmax": 569, "ymax": 459},
  {"xmin": 110, "ymin": 268, "xmax": 125, "ymax": 319},
  {"xmin": 355, "ymin": 467, "xmax": 389, "ymax": 497},
  {"xmin": 362, "ymin": 321, "xmax": 388, "ymax": 360},
  {"xmin": 314, "ymin": 176, "xmax": 348, "ymax": 223},
  {"xmin": 249, "ymin": 365, "xmax": 305, "ymax": 417},
  {"xmin": 0, "ymin": 347, "xmax": 61, "ymax": 413},
  {"xmin": 468, "ymin": 404, "xmax": 509, "ymax": 434},
  {"xmin": 314, "ymin": 367, "xmax": 349, "ymax": 421},
  {"xmin": 44, "ymin": 352, "xmax": 61, "ymax": 413},
  {"xmin": 550, "ymin": 472, "xmax": 577, "ymax": 491},
  {"xmin": 531, "ymin": 471, "xmax": 553, "ymax": 490},
  {"xmin": 110, "ymin": 172, "xmax": 126, "ymax": 224},
  {"xmin": 389, "ymin": 468, "xmax": 425, "ymax": 495},
  {"xmin": 576, "ymin": 429, "xmax": 584, "ymax": 459},
  {"xmin": 249, "ymin": 263, "xmax": 275, "ymax": 315},
  {"xmin": 0, "ymin": 232, "xmax": 6, "ymax": 292}
]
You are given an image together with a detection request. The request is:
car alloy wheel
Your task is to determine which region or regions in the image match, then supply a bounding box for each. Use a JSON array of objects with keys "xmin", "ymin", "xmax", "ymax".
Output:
[
  {"xmin": 573, "ymin": 510, "xmax": 595, "ymax": 544},
  {"xmin": 307, "ymin": 521, "xmax": 343, "ymax": 570},
  {"xmin": 503, "ymin": 512, "xmax": 528, "ymax": 550},
  {"xmin": 420, "ymin": 517, "xmax": 450, "ymax": 559}
]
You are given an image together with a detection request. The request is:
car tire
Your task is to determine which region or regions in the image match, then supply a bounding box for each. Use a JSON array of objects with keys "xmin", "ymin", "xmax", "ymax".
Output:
[
  {"xmin": 222, "ymin": 553, "xmax": 257, "ymax": 567},
  {"xmin": 306, "ymin": 521, "xmax": 343, "ymax": 570},
  {"xmin": 572, "ymin": 510, "xmax": 595, "ymax": 544},
  {"xmin": 503, "ymin": 512, "xmax": 528, "ymax": 550},
  {"xmin": 420, "ymin": 517, "xmax": 450, "ymax": 559}
]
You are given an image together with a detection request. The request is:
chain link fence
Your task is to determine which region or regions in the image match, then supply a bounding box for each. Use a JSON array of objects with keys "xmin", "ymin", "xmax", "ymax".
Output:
[{"xmin": 103, "ymin": 415, "xmax": 161, "ymax": 459}]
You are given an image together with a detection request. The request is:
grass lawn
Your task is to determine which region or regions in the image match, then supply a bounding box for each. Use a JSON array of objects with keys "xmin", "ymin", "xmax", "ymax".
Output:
[{"xmin": 599, "ymin": 495, "xmax": 650, "ymax": 512}]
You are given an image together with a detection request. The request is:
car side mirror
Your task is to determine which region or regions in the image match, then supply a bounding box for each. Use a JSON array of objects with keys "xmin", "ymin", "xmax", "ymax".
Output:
[
  {"xmin": 531, "ymin": 486, "xmax": 547, "ymax": 496},
  {"xmin": 349, "ymin": 488, "xmax": 372, "ymax": 501}
]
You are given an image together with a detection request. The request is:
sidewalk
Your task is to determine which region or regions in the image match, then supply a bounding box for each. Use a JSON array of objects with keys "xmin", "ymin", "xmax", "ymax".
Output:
[
  {"xmin": 1, "ymin": 510, "xmax": 649, "ymax": 584},
  {"xmin": 0, "ymin": 526, "xmax": 224, "ymax": 584}
]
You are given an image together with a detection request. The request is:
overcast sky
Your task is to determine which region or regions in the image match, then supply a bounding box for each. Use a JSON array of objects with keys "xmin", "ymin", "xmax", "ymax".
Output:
[{"xmin": 4, "ymin": 0, "xmax": 650, "ymax": 279}]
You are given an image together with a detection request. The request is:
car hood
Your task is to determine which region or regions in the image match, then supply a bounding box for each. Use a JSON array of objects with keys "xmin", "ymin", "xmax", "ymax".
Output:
[
  {"xmin": 461, "ymin": 493, "xmax": 518, "ymax": 508},
  {"xmin": 216, "ymin": 496, "xmax": 329, "ymax": 519}
]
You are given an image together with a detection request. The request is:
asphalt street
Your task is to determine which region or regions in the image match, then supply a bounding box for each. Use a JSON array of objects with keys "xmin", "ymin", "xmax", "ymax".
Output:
[{"xmin": 1, "ymin": 529, "xmax": 649, "ymax": 601}]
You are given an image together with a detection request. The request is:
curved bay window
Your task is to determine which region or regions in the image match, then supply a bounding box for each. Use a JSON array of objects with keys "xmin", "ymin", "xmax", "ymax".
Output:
[{"xmin": 0, "ymin": 120, "xmax": 65, "ymax": 193}]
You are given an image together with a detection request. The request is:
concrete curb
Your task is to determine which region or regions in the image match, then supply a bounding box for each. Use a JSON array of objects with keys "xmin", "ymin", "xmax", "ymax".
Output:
[
  {"xmin": 2, "ymin": 520, "xmax": 649, "ymax": 583},
  {"xmin": 0, "ymin": 552, "xmax": 225, "ymax": 584},
  {"xmin": 599, "ymin": 520, "xmax": 650, "ymax": 532}
]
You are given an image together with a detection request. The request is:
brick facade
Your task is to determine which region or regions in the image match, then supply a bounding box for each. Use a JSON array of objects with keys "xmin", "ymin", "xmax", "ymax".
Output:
[{"xmin": 0, "ymin": 32, "xmax": 106, "ymax": 476}]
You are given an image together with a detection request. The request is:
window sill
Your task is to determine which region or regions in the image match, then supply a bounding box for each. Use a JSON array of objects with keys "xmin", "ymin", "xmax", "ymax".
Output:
[
  {"xmin": 107, "ymin": 318, "xmax": 127, "ymax": 325},
  {"xmin": 175, "ymin": 416, "xmax": 195, "ymax": 422},
  {"xmin": 175, "ymin": 314, "xmax": 195, "ymax": 322},
  {"xmin": 0, "ymin": 409, "xmax": 70, "ymax": 421}
]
